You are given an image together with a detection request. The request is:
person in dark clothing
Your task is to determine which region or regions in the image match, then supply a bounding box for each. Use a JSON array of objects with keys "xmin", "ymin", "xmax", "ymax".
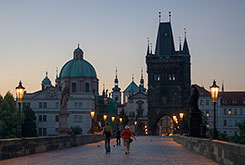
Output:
[
  {"xmin": 116, "ymin": 129, "xmax": 121, "ymax": 146},
  {"xmin": 103, "ymin": 121, "xmax": 113, "ymax": 154}
]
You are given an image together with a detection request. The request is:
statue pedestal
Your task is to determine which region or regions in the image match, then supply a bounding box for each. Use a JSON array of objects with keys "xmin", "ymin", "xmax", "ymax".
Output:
[{"xmin": 59, "ymin": 109, "xmax": 71, "ymax": 135}]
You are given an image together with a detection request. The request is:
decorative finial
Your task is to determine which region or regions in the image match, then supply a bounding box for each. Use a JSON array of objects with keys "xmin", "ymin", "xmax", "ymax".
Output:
[
  {"xmin": 147, "ymin": 37, "xmax": 149, "ymax": 45},
  {"xmin": 132, "ymin": 74, "xmax": 134, "ymax": 82},
  {"xmin": 46, "ymin": 70, "xmax": 48, "ymax": 77},
  {"xmin": 116, "ymin": 66, "xmax": 118, "ymax": 78},
  {"xmin": 184, "ymin": 28, "xmax": 186, "ymax": 38},
  {"xmin": 56, "ymin": 67, "xmax": 58, "ymax": 78},
  {"xmin": 150, "ymin": 43, "xmax": 153, "ymax": 54},
  {"xmin": 78, "ymin": 43, "xmax": 80, "ymax": 48},
  {"xmin": 141, "ymin": 67, "xmax": 143, "ymax": 79},
  {"xmin": 179, "ymin": 37, "xmax": 182, "ymax": 51},
  {"xmin": 103, "ymin": 83, "xmax": 105, "ymax": 90},
  {"xmin": 159, "ymin": 12, "xmax": 161, "ymax": 23},
  {"xmin": 169, "ymin": 11, "xmax": 171, "ymax": 22}
]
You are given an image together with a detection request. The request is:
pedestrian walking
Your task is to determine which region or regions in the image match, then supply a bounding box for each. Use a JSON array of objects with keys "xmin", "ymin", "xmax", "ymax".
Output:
[
  {"xmin": 116, "ymin": 129, "xmax": 121, "ymax": 146},
  {"xmin": 103, "ymin": 121, "xmax": 113, "ymax": 154},
  {"xmin": 121, "ymin": 125, "xmax": 136, "ymax": 154}
]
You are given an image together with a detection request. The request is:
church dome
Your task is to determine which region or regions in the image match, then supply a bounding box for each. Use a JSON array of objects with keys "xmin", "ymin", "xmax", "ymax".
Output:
[
  {"xmin": 59, "ymin": 46, "xmax": 97, "ymax": 79},
  {"xmin": 42, "ymin": 72, "xmax": 52, "ymax": 86}
]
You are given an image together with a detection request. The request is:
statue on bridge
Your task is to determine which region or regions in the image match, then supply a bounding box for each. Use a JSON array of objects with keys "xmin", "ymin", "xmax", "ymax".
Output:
[
  {"xmin": 188, "ymin": 85, "xmax": 202, "ymax": 137},
  {"xmin": 59, "ymin": 87, "xmax": 71, "ymax": 135}
]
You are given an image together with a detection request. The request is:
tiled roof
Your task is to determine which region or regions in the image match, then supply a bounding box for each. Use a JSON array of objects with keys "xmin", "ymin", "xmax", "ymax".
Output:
[{"xmin": 220, "ymin": 92, "xmax": 245, "ymax": 106}]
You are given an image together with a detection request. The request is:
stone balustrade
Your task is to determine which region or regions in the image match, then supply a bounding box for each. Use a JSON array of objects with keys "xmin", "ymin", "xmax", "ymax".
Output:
[
  {"xmin": 0, "ymin": 134, "xmax": 104, "ymax": 160},
  {"xmin": 173, "ymin": 135, "xmax": 245, "ymax": 165}
]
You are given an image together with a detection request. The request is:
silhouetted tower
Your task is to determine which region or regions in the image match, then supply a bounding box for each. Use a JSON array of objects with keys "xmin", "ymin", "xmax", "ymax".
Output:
[
  {"xmin": 146, "ymin": 13, "xmax": 191, "ymax": 135},
  {"xmin": 112, "ymin": 67, "xmax": 121, "ymax": 104}
]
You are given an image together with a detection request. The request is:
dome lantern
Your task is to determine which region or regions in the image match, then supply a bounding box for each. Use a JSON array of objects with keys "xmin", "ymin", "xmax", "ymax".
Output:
[{"xmin": 73, "ymin": 44, "xmax": 84, "ymax": 59}]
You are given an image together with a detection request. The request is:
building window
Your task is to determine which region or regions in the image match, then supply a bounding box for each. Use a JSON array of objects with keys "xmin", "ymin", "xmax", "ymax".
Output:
[
  {"xmin": 224, "ymin": 120, "xmax": 227, "ymax": 126},
  {"xmin": 200, "ymin": 100, "xmax": 204, "ymax": 105},
  {"xmin": 206, "ymin": 112, "xmax": 210, "ymax": 117},
  {"xmin": 43, "ymin": 115, "xmax": 47, "ymax": 122},
  {"xmin": 85, "ymin": 83, "xmax": 90, "ymax": 92},
  {"xmin": 43, "ymin": 102, "xmax": 47, "ymax": 108},
  {"xmin": 79, "ymin": 102, "xmax": 83, "ymax": 108},
  {"xmin": 43, "ymin": 128, "xmax": 47, "ymax": 136},
  {"xmin": 74, "ymin": 115, "xmax": 83, "ymax": 123},
  {"xmin": 72, "ymin": 83, "xmax": 76, "ymax": 93},
  {"xmin": 205, "ymin": 100, "xmax": 209, "ymax": 105},
  {"xmin": 74, "ymin": 102, "xmax": 78, "ymax": 108},
  {"xmin": 240, "ymin": 109, "xmax": 243, "ymax": 115},
  {"xmin": 23, "ymin": 102, "xmax": 30, "ymax": 108},
  {"xmin": 56, "ymin": 102, "xmax": 59, "ymax": 109},
  {"xmin": 154, "ymin": 74, "xmax": 161, "ymax": 81},
  {"xmin": 223, "ymin": 109, "xmax": 227, "ymax": 115},
  {"xmin": 38, "ymin": 115, "xmax": 42, "ymax": 122},
  {"xmin": 228, "ymin": 109, "xmax": 232, "ymax": 115},
  {"xmin": 55, "ymin": 115, "xmax": 59, "ymax": 122},
  {"xmin": 39, "ymin": 102, "xmax": 43, "ymax": 108},
  {"xmin": 206, "ymin": 124, "xmax": 209, "ymax": 128}
]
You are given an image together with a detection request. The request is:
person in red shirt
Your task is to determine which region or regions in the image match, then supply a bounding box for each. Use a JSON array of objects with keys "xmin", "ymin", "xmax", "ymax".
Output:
[{"xmin": 121, "ymin": 125, "xmax": 136, "ymax": 154}]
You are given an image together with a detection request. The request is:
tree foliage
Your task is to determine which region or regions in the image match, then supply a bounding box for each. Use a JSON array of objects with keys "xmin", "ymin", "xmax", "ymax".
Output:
[
  {"xmin": 0, "ymin": 92, "xmax": 18, "ymax": 139},
  {"xmin": 21, "ymin": 107, "xmax": 37, "ymax": 137}
]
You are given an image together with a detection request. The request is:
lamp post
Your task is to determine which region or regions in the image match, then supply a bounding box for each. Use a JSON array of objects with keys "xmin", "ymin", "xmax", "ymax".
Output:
[
  {"xmin": 16, "ymin": 81, "xmax": 25, "ymax": 138},
  {"xmin": 179, "ymin": 113, "xmax": 184, "ymax": 135},
  {"xmin": 90, "ymin": 110, "xmax": 95, "ymax": 134},
  {"xmin": 111, "ymin": 116, "xmax": 115, "ymax": 123},
  {"xmin": 210, "ymin": 79, "xmax": 219, "ymax": 139},
  {"xmin": 103, "ymin": 114, "xmax": 107, "ymax": 121}
]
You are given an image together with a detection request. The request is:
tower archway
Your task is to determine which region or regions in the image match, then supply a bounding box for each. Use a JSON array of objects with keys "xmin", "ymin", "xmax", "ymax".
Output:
[{"xmin": 156, "ymin": 115, "xmax": 174, "ymax": 136}]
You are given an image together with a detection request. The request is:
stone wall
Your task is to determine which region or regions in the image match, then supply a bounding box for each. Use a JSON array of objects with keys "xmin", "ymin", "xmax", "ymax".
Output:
[
  {"xmin": 173, "ymin": 135, "xmax": 245, "ymax": 165},
  {"xmin": 0, "ymin": 134, "xmax": 104, "ymax": 160}
]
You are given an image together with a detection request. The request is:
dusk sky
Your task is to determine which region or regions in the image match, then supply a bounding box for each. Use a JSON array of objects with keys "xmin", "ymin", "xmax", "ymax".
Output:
[{"xmin": 0, "ymin": 0, "xmax": 244, "ymax": 96}]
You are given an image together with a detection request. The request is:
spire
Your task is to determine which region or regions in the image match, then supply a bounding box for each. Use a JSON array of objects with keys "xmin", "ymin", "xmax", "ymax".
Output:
[
  {"xmin": 102, "ymin": 84, "xmax": 105, "ymax": 96},
  {"xmin": 179, "ymin": 37, "xmax": 182, "ymax": 51},
  {"xmin": 182, "ymin": 28, "xmax": 190, "ymax": 55},
  {"xmin": 222, "ymin": 81, "xmax": 224, "ymax": 92},
  {"xmin": 132, "ymin": 74, "xmax": 134, "ymax": 82},
  {"xmin": 139, "ymin": 67, "xmax": 145, "ymax": 92},
  {"xmin": 56, "ymin": 67, "xmax": 58, "ymax": 79},
  {"xmin": 114, "ymin": 67, "xmax": 119, "ymax": 85},
  {"xmin": 155, "ymin": 13, "xmax": 175, "ymax": 55},
  {"xmin": 169, "ymin": 11, "xmax": 171, "ymax": 22},
  {"xmin": 159, "ymin": 12, "xmax": 161, "ymax": 23},
  {"xmin": 150, "ymin": 43, "xmax": 153, "ymax": 54},
  {"xmin": 46, "ymin": 71, "xmax": 48, "ymax": 77},
  {"xmin": 146, "ymin": 38, "xmax": 150, "ymax": 56}
]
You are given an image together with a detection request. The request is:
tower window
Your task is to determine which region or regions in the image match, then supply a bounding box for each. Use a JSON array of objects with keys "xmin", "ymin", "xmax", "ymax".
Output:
[
  {"xmin": 85, "ymin": 83, "xmax": 90, "ymax": 92},
  {"xmin": 154, "ymin": 74, "xmax": 161, "ymax": 81}
]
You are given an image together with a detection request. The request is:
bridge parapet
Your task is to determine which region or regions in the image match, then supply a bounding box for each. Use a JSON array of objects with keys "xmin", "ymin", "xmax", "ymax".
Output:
[
  {"xmin": 0, "ymin": 134, "xmax": 104, "ymax": 160},
  {"xmin": 173, "ymin": 135, "xmax": 245, "ymax": 165}
]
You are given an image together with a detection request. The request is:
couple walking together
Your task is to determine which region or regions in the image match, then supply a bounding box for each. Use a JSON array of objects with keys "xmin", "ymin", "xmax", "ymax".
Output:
[{"xmin": 103, "ymin": 121, "xmax": 136, "ymax": 154}]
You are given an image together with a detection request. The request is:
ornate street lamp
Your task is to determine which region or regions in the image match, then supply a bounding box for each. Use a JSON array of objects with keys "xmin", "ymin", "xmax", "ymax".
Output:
[
  {"xmin": 103, "ymin": 114, "xmax": 107, "ymax": 121},
  {"xmin": 134, "ymin": 121, "xmax": 137, "ymax": 125},
  {"xmin": 90, "ymin": 110, "xmax": 95, "ymax": 134},
  {"xmin": 119, "ymin": 117, "xmax": 123, "ymax": 123},
  {"xmin": 16, "ymin": 81, "xmax": 25, "ymax": 138},
  {"xmin": 210, "ymin": 79, "xmax": 219, "ymax": 139},
  {"xmin": 179, "ymin": 113, "xmax": 184, "ymax": 135},
  {"xmin": 111, "ymin": 116, "xmax": 115, "ymax": 122}
]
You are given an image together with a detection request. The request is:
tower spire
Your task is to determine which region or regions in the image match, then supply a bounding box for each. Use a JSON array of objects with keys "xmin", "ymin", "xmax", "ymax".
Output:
[
  {"xmin": 159, "ymin": 12, "xmax": 161, "ymax": 23},
  {"xmin": 182, "ymin": 28, "xmax": 190, "ymax": 55},
  {"xmin": 169, "ymin": 11, "xmax": 171, "ymax": 22},
  {"xmin": 150, "ymin": 43, "xmax": 153, "ymax": 54},
  {"xmin": 132, "ymin": 74, "xmax": 134, "ymax": 82},
  {"xmin": 146, "ymin": 38, "xmax": 150, "ymax": 55},
  {"xmin": 179, "ymin": 37, "xmax": 182, "ymax": 51}
]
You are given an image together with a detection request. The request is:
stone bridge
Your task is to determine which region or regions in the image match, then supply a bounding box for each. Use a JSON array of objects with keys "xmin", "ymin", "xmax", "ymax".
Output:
[{"xmin": 0, "ymin": 136, "xmax": 219, "ymax": 165}]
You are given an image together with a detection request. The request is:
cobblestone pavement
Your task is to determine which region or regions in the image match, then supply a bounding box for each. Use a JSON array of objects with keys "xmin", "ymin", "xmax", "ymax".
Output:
[{"xmin": 1, "ymin": 136, "xmax": 217, "ymax": 165}]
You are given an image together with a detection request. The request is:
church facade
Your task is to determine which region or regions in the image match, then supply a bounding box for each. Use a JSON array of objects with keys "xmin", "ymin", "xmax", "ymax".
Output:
[
  {"xmin": 22, "ymin": 46, "xmax": 98, "ymax": 136},
  {"xmin": 146, "ymin": 17, "xmax": 191, "ymax": 135}
]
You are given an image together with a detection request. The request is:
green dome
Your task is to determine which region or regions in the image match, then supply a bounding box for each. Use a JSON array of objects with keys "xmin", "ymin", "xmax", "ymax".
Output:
[{"xmin": 59, "ymin": 59, "xmax": 97, "ymax": 79}]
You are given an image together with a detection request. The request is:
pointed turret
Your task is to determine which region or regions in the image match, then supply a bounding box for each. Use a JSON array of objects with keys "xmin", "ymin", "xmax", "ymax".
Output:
[
  {"xmin": 112, "ymin": 67, "xmax": 121, "ymax": 104},
  {"xmin": 154, "ymin": 21, "xmax": 175, "ymax": 55},
  {"xmin": 182, "ymin": 29, "xmax": 190, "ymax": 55},
  {"xmin": 146, "ymin": 38, "xmax": 150, "ymax": 56},
  {"xmin": 139, "ymin": 68, "xmax": 146, "ymax": 92},
  {"xmin": 112, "ymin": 67, "xmax": 121, "ymax": 92}
]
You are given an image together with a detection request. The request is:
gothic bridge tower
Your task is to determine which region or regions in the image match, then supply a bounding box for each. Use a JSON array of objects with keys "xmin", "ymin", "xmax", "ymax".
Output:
[{"xmin": 146, "ymin": 13, "xmax": 191, "ymax": 135}]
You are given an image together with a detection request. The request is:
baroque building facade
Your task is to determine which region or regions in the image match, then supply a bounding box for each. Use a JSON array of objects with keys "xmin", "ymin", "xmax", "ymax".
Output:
[{"xmin": 22, "ymin": 45, "xmax": 98, "ymax": 136}]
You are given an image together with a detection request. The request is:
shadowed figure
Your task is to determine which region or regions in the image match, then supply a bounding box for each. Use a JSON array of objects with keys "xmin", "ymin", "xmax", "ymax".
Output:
[{"xmin": 188, "ymin": 85, "xmax": 202, "ymax": 137}]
